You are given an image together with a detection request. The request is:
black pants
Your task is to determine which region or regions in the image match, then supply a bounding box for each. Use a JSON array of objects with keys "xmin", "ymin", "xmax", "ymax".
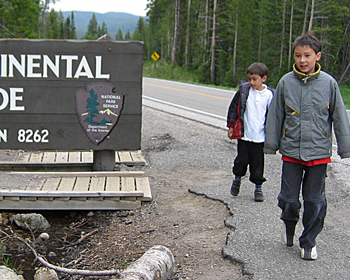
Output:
[
  {"xmin": 232, "ymin": 139, "xmax": 266, "ymax": 185},
  {"xmin": 278, "ymin": 161, "xmax": 327, "ymax": 249}
]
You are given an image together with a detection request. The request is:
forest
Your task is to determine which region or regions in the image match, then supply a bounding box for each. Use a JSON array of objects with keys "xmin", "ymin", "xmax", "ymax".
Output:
[{"xmin": 0, "ymin": 0, "xmax": 349, "ymax": 88}]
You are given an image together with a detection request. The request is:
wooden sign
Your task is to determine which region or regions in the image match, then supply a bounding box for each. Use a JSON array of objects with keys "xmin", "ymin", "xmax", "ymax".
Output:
[{"xmin": 0, "ymin": 39, "xmax": 143, "ymax": 150}]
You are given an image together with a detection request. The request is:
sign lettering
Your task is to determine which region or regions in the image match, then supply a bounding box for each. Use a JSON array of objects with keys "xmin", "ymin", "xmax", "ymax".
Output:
[
  {"xmin": 0, "ymin": 54, "xmax": 110, "ymax": 79},
  {"xmin": 0, "ymin": 88, "xmax": 24, "ymax": 111}
]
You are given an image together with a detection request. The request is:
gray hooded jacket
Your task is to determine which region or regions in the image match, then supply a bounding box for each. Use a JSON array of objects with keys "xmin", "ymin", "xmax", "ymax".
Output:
[{"xmin": 264, "ymin": 63, "xmax": 350, "ymax": 160}]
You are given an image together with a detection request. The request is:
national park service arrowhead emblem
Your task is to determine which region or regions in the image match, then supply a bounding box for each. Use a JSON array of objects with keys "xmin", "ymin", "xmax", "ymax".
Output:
[{"xmin": 75, "ymin": 82, "xmax": 124, "ymax": 145}]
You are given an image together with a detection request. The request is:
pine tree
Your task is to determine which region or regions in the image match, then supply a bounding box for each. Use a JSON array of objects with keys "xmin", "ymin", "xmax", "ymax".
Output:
[
  {"xmin": 115, "ymin": 29, "xmax": 124, "ymax": 40},
  {"xmin": 0, "ymin": 0, "xmax": 42, "ymax": 38},
  {"xmin": 70, "ymin": 12, "xmax": 77, "ymax": 39},
  {"xmin": 84, "ymin": 89, "xmax": 100, "ymax": 124},
  {"xmin": 100, "ymin": 21, "xmax": 108, "ymax": 37},
  {"xmin": 45, "ymin": 9, "xmax": 60, "ymax": 39},
  {"xmin": 125, "ymin": 30, "xmax": 131, "ymax": 40},
  {"xmin": 84, "ymin": 13, "xmax": 99, "ymax": 39}
]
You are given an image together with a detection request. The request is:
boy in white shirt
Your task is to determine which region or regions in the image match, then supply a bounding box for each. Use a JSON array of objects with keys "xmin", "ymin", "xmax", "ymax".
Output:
[{"xmin": 227, "ymin": 62, "xmax": 274, "ymax": 202}]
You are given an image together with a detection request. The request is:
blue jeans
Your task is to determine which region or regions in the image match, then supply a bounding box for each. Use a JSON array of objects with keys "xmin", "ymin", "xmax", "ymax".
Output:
[{"xmin": 278, "ymin": 161, "xmax": 327, "ymax": 249}]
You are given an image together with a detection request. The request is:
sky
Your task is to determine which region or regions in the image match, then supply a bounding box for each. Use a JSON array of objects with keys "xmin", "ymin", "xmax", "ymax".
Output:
[{"xmin": 49, "ymin": 0, "xmax": 150, "ymax": 16}]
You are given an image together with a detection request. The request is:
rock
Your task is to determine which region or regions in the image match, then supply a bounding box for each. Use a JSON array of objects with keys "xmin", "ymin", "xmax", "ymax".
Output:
[
  {"xmin": 118, "ymin": 211, "xmax": 129, "ymax": 217},
  {"xmin": 0, "ymin": 266, "xmax": 23, "ymax": 280},
  {"xmin": 39, "ymin": 232, "xmax": 50, "ymax": 240},
  {"xmin": 48, "ymin": 252, "xmax": 57, "ymax": 257},
  {"xmin": 34, "ymin": 267, "xmax": 58, "ymax": 280},
  {"xmin": 10, "ymin": 213, "xmax": 50, "ymax": 231},
  {"xmin": 87, "ymin": 211, "xmax": 94, "ymax": 217}
]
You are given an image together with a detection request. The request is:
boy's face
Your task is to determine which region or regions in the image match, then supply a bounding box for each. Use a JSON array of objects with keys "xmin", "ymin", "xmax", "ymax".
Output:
[
  {"xmin": 294, "ymin": 45, "xmax": 321, "ymax": 75},
  {"xmin": 247, "ymin": 73, "xmax": 267, "ymax": 91}
]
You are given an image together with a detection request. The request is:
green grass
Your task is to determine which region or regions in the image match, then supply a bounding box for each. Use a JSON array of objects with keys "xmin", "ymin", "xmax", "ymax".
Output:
[
  {"xmin": 143, "ymin": 60, "xmax": 237, "ymax": 91},
  {"xmin": 0, "ymin": 244, "xmax": 22, "ymax": 273},
  {"xmin": 143, "ymin": 60, "xmax": 200, "ymax": 83},
  {"xmin": 340, "ymin": 86, "xmax": 350, "ymax": 109}
]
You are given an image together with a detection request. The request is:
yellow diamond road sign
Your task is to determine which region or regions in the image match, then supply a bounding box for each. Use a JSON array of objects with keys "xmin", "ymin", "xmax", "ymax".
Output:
[{"xmin": 151, "ymin": 52, "xmax": 160, "ymax": 61}]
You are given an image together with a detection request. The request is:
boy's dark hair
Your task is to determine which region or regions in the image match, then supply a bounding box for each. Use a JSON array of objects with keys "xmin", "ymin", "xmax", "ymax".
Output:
[
  {"xmin": 247, "ymin": 62, "xmax": 268, "ymax": 78},
  {"xmin": 293, "ymin": 31, "xmax": 322, "ymax": 54}
]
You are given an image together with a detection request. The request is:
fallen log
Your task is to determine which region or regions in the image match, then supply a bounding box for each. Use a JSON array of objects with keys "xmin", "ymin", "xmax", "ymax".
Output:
[
  {"xmin": 1, "ymin": 228, "xmax": 174, "ymax": 279},
  {"xmin": 119, "ymin": 245, "xmax": 175, "ymax": 280}
]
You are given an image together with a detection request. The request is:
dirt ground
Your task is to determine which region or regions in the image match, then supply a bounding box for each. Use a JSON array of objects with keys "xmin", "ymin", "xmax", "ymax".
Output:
[
  {"xmin": 59, "ymin": 178, "xmax": 242, "ymax": 280},
  {"xmin": 66, "ymin": 106, "xmax": 243, "ymax": 280},
  {"xmin": 0, "ymin": 106, "xmax": 243, "ymax": 279}
]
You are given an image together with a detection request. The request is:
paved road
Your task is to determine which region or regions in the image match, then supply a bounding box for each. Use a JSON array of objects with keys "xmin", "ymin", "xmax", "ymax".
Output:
[
  {"xmin": 143, "ymin": 77, "xmax": 232, "ymax": 129},
  {"xmin": 143, "ymin": 78, "xmax": 350, "ymax": 280}
]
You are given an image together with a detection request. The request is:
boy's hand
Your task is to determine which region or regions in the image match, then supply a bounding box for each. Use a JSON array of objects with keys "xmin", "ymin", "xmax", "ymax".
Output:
[{"xmin": 228, "ymin": 127, "xmax": 234, "ymax": 139}]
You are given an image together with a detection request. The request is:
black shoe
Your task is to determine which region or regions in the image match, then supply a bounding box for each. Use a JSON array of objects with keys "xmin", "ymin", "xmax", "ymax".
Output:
[
  {"xmin": 254, "ymin": 187, "xmax": 264, "ymax": 202},
  {"xmin": 282, "ymin": 223, "xmax": 295, "ymax": 247},
  {"xmin": 230, "ymin": 179, "xmax": 241, "ymax": 196}
]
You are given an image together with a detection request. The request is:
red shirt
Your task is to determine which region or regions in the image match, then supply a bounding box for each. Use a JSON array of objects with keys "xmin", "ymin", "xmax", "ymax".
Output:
[{"xmin": 282, "ymin": 156, "xmax": 331, "ymax": 166}]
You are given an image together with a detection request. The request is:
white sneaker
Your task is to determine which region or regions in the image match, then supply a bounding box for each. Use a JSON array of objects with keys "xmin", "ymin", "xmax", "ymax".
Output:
[{"xmin": 301, "ymin": 246, "xmax": 317, "ymax": 260}]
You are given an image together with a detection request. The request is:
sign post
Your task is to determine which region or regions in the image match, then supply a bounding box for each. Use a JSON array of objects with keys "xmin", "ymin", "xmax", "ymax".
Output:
[{"xmin": 0, "ymin": 38, "xmax": 143, "ymax": 170}]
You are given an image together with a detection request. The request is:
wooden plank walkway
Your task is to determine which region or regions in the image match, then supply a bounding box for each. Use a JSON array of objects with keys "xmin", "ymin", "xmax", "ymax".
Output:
[
  {"xmin": 0, "ymin": 151, "xmax": 152, "ymax": 210},
  {"xmin": 0, "ymin": 150, "xmax": 146, "ymax": 170}
]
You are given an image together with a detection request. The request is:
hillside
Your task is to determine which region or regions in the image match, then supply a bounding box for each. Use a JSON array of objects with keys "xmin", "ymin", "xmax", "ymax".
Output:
[{"xmin": 61, "ymin": 11, "xmax": 143, "ymax": 39}]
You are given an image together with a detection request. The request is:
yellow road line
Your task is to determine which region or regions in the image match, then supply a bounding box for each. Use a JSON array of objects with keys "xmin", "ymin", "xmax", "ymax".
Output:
[{"xmin": 143, "ymin": 82, "xmax": 232, "ymax": 101}]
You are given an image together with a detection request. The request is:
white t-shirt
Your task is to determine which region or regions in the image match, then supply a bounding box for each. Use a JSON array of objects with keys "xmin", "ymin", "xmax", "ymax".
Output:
[{"xmin": 242, "ymin": 85, "xmax": 273, "ymax": 143}]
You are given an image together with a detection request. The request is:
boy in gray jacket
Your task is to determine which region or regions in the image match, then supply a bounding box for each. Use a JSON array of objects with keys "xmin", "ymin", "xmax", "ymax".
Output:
[{"xmin": 264, "ymin": 31, "xmax": 350, "ymax": 260}]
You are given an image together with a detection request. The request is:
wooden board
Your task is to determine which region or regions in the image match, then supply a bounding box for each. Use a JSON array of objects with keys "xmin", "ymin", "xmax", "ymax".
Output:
[
  {"xmin": 0, "ymin": 151, "xmax": 147, "ymax": 170},
  {"xmin": 0, "ymin": 175, "xmax": 151, "ymax": 210},
  {"xmin": 0, "ymin": 150, "xmax": 152, "ymax": 210},
  {"xmin": 0, "ymin": 200, "xmax": 142, "ymax": 210}
]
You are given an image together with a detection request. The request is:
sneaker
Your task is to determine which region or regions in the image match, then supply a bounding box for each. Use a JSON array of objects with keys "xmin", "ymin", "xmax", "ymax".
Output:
[
  {"xmin": 301, "ymin": 246, "xmax": 317, "ymax": 260},
  {"xmin": 254, "ymin": 187, "xmax": 264, "ymax": 202},
  {"xmin": 230, "ymin": 179, "xmax": 241, "ymax": 196},
  {"xmin": 281, "ymin": 223, "xmax": 295, "ymax": 247}
]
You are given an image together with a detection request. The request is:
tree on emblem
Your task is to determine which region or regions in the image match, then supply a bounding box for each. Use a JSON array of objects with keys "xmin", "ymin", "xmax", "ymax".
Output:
[{"xmin": 84, "ymin": 89, "xmax": 100, "ymax": 124}]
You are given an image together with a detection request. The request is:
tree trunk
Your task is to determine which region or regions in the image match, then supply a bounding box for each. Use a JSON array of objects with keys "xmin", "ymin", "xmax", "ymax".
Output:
[
  {"xmin": 120, "ymin": 245, "xmax": 175, "ymax": 280},
  {"xmin": 185, "ymin": 0, "xmax": 192, "ymax": 68},
  {"xmin": 233, "ymin": 14, "xmax": 238, "ymax": 83},
  {"xmin": 168, "ymin": 29, "xmax": 171, "ymax": 59},
  {"xmin": 172, "ymin": 0, "xmax": 181, "ymax": 67},
  {"xmin": 41, "ymin": 0, "xmax": 52, "ymax": 38},
  {"xmin": 336, "ymin": 21, "xmax": 350, "ymax": 59},
  {"xmin": 258, "ymin": 0, "xmax": 264, "ymax": 62},
  {"xmin": 302, "ymin": 0, "xmax": 310, "ymax": 34},
  {"xmin": 210, "ymin": 0, "xmax": 217, "ymax": 84},
  {"xmin": 288, "ymin": 0, "xmax": 294, "ymax": 71},
  {"xmin": 279, "ymin": 0, "xmax": 287, "ymax": 73},
  {"xmin": 204, "ymin": 0, "xmax": 210, "ymax": 56},
  {"xmin": 308, "ymin": 0, "xmax": 315, "ymax": 31}
]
